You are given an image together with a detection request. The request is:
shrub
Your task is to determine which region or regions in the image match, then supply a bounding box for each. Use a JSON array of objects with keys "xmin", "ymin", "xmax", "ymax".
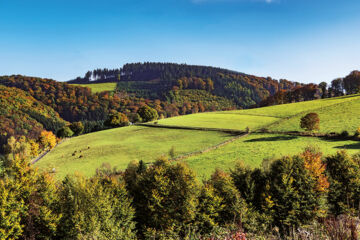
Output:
[
  {"xmin": 341, "ymin": 130, "xmax": 350, "ymax": 138},
  {"xmin": 57, "ymin": 126, "xmax": 74, "ymax": 138},
  {"xmin": 69, "ymin": 121, "xmax": 84, "ymax": 135},
  {"xmin": 128, "ymin": 113, "xmax": 142, "ymax": 123},
  {"xmin": 104, "ymin": 112, "xmax": 129, "ymax": 128},
  {"xmin": 137, "ymin": 105, "xmax": 158, "ymax": 122},
  {"xmin": 300, "ymin": 113, "xmax": 320, "ymax": 131}
]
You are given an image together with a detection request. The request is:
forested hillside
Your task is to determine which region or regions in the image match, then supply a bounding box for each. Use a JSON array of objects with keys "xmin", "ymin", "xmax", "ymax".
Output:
[
  {"xmin": 69, "ymin": 62, "xmax": 298, "ymax": 108},
  {"xmin": 0, "ymin": 75, "xmax": 236, "ymax": 125},
  {"xmin": 0, "ymin": 85, "xmax": 66, "ymax": 152}
]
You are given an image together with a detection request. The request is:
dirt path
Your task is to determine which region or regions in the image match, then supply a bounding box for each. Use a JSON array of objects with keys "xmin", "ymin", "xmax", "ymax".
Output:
[{"xmin": 31, "ymin": 139, "xmax": 67, "ymax": 164}]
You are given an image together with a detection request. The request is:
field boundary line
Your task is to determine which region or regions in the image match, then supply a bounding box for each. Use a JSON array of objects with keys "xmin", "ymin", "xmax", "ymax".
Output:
[
  {"xmin": 136, "ymin": 123, "xmax": 246, "ymax": 134},
  {"xmin": 171, "ymin": 133, "xmax": 250, "ymax": 162}
]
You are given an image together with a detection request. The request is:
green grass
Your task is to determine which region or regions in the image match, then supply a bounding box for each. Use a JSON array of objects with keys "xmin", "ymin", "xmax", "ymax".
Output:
[
  {"xmin": 158, "ymin": 94, "xmax": 360, "ymax": 133},
  {"xmin": 230, "ymin": 94, "xmax": 360, "ymax": 118},
  {"xmin": 185, "ymin": 133, "xmax": 360, "ymax": 179},
  {"xmin": 36, "ymin": 126, "xmax": 233, "ymax": 179},
  {"xmin": 71, "ymin": 82, "xmax": 117, "ymax": 93},
  {"xmin": 157, "ymin": 112, "xmax": 279, "ymax": 131},
  {"xmin": 37, "ymin": 94, "xmax": 360, "ymax": 180},
  {"xmin": 268, "ymin": 99, "xmax": 360, "ymax": 134}
]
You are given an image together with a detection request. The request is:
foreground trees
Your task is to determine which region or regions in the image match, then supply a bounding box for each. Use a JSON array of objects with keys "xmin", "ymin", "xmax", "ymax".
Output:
[{"xmin": 1, "ymin": 141, "xmax": 360, "ymax": 239}]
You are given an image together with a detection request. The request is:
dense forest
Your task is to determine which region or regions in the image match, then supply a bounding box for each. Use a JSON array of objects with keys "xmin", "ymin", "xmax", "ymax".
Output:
[
  {"xmin": 69, "ymin": 62, "xmax": 298, "ymax": 108},
  {"xmin": 0, "ymin": 85, "xmax": 66, "ymax": 153}
]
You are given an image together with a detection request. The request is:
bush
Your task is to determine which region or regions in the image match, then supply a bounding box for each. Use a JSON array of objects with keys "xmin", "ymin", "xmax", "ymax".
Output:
[
  {"xmin": 300, "ymin": 113, "xmax": 320, "ymax": 131},
  {"xmin": 137, "ymin": 105, "xmax": 158, "ymax": 122},
  {"xmin": 69, "ymin": 121, "xmax": 84, "ymax": 135},
  {"xmin": 128, "ymin": 113, "xmax": 142, "ymax": 123},
  {"xmin": 341, "ymin": 130, "xmax": 350, "ymax": 138},
  {"xmin": 57, "ymin": 126, "xmax": 74, "ymax": 138},
  {"xmin": 104, "ymin": 112, "xmax": 129, "ymax": 127}
]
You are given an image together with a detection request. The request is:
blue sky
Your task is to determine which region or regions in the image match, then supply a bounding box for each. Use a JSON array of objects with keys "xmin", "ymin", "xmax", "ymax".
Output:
[{"xmin": 0, "ymin": 0, "xmax": 359, "ymax": 83}]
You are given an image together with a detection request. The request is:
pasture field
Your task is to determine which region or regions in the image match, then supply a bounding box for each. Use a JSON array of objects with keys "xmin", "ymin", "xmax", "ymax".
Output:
[
  {"xmin": 37, "ymin": 94, "xmax": 360, "ymax": 179},
  {"xmin": 158, "ymin": 94, "xmax": 360, "ymax": 133},
  {"xmin": 230, "ymin": 94, "xmax": 360, "ymax": 118},
  {"xmin": 268, "ymin": 99, "xmax": 360, "ymax": 134},
  {"xmin": 36, "ymin": 125, "xmax": 233, "ymax": 179},
  {"xmin": 185, "ymin": 133, "xmax": 360, "ymax": 179},
  {"xmin": 71, "ymin": 82, "xmax": 117, "ymax": 93},
  {"xmin": 156, "ymin": 113, "xmax": 278, "ymax": 131}
]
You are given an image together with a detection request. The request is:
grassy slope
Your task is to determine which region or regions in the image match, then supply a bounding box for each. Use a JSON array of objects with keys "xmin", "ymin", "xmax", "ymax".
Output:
[
  {"xmin": 186, "ymin": 133, "xmax": 360, "ymax": 179},
  {"xmin": 158, "ymin": 94, "xmax": 360, "ymax": 133},
  {"xmin": 71, "ymin": 83, "xmax": 117, "ymax": 93},
  {"xmin": 268, "ymin": 98, "xmax": 360, "ymax": 133},
  {"xmin": 38, "ymin": 94, "xmax": 360, "ymax": 179},
  {"xmin": 157, "ymin": 113, "xmax": 278, "ymax": 131},
  {"xmin": 37, "ymin": 126, "xmax": 232, "ymax": 179}
]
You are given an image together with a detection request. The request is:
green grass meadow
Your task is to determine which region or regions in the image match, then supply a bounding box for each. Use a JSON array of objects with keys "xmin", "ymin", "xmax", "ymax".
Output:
[
  {"xmin": 157, "ymin": 112, "xmax": 278, "ymax": 131},
  {"xmin": 185, "ymin": 133, "xmax": 360, "ymax": 179},
  {"xmin": 71, "ymin": 82, "xmax": 117, "ymax": 93},
  {"xmin": 158, "ymin": 94, "xmax": 360, "ymax": 133},
  {"xmin": 37, "ymin": 126, "xmax": 232, "ymax": 179},
  {"xmin": 37, "ymin": 94, "xmax": 360, "ymax": 179},
  {"xmin": 268, "ymin": 98, "xmax": 360, "ymax": 134}
]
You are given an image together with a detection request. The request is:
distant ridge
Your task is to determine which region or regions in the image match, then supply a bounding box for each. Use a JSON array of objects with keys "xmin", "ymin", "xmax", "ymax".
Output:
[{"xmin": 69, "ymin": 62, "xmax": 298, "ymax": 108}]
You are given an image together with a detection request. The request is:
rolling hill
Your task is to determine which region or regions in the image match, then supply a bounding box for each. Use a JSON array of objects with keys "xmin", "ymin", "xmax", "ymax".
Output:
[
  {"xmin": 69, "ymin": 62, "xmax": 298, "ymax": 108},
  {"xmin": 156, "ymin": 94, "xmax": 360, "ymax": 133},
  {"xmin": 37, "ymin": 94, "xmax": 360, "ymax": 179},
  {"xmin": 36, "ymin": 126, "xmax": 233, "ymax": 179}
]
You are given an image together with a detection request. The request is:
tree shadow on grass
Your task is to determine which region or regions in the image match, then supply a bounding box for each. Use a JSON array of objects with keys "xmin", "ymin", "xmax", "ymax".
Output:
[
  {"xmin": 334, "ymin": 143, "xmax": 360, "ymax": 150},
  {"xmin": 244, "ymin": 136, "xmax": 298, "ymax": 142}
]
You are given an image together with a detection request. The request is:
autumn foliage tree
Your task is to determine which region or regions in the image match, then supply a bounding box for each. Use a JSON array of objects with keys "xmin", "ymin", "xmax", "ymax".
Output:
[
  {"xmin": 300, "ymin": 113, "xmax": 320, "ymax": 132},
  {"xmin": 39, "ymin": 130, "xmax": 57, "ymax": 150},
  {"xmin": 104, "ymin": 112, "xmax": 129, "ymax": 127},
  {"xmin": 301, "ymin": 147, "xmax": 329, "ymax": 193}
]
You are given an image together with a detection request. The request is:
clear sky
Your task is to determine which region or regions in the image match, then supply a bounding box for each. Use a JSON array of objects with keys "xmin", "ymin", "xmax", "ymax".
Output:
[{"xmin": 1, "ymin": 0, "xmax": 360, "ymax": 83}]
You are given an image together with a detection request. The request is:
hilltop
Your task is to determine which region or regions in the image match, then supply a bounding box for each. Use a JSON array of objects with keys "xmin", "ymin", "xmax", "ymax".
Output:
[{"xmin": 69, "ymin": 62, "xmax": 298, "ymax": 108}]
